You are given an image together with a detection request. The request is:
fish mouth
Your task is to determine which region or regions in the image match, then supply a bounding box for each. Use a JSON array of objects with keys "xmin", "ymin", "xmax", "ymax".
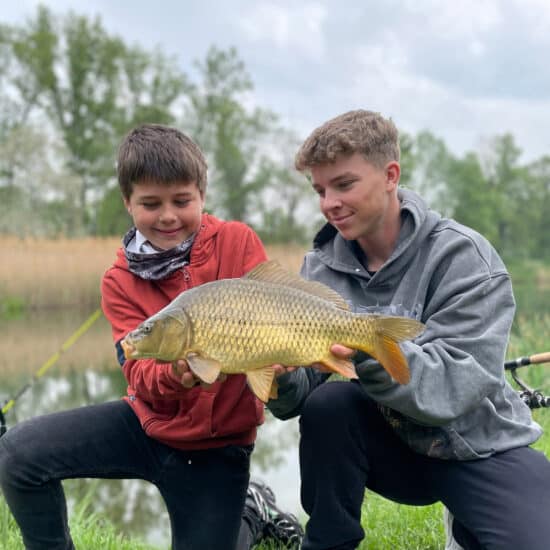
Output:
[{"xmin": 120, "ymin": 338, "xmax": 136, "ymax": 359}]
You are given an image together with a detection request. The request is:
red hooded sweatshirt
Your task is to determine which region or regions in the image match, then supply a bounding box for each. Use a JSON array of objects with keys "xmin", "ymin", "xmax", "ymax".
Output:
[{"xmin": 101, "ymin": 213, "xmax": 268, "ymax": 450}]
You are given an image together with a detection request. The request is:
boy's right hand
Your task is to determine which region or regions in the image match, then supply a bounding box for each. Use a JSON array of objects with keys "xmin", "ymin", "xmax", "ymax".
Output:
[{"xmin": 172, "ymin": 359, "xmax": 227, "ymax": 388}]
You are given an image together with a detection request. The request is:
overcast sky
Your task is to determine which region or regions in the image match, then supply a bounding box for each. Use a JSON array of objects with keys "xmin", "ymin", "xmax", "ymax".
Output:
[{"xmin": 3, "ymin": 0, "xmax": 550, "ymax": 162}]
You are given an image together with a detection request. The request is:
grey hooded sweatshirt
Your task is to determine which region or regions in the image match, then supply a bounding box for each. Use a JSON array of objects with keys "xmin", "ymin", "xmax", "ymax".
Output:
[{"xmin": 267, "ymin": 188, "xmax": 541, "ymax": 460}]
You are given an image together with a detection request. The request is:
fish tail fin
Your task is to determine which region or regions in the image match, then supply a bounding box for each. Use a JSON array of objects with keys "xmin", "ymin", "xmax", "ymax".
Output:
[
  {"xmin": 355, "ymin": 316, "xmax": 424, "ymax": 385},
  {"xmin": 372, "ymin": 333, "xmax": 411, "ymax": 384}
]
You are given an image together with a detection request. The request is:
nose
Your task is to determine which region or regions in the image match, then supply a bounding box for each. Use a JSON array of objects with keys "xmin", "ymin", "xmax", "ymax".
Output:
[
  {"xmin": 158, "ymin": 205, "xmax": 178, "ymax": 224},
  {"xmin": 321, "ymin": 189, "xmax": 342, "ymax": 211}
]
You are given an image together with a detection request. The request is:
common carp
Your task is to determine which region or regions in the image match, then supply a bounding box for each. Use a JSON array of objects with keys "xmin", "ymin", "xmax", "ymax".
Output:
[{"xmin": 121, "ymin": 260, "xmax": 424, "ymax": 402}]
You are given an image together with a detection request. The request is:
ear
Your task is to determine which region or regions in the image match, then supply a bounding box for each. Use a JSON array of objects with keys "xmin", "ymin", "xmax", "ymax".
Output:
[
  {"xmin": 385, "ymin": 161, "xmax": 400, "ymax": 191},
  {"xmin": 123, "ymin": 197, "xmax": 132, "ymax": 215}
]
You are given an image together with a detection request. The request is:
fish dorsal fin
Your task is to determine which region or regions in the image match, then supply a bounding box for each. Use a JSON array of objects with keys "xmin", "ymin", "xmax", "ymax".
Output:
[
  {"xmin": 186, "ymin": 353, "xmax": 222, "ymax": 384},
  {"xmin": 245, "ymin": 260, "xmax": 349, "ymax": 310},
  {"xmin": 246, "ymin": 366, "xmax": 276, "ymax": 403}
]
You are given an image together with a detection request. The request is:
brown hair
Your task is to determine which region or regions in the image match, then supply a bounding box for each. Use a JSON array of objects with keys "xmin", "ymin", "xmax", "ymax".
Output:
[
  {"xmin": 117, "ymin": 124, "xmax": 208, "ymax": 199},
  {"xmin": 295, "ymin": 109, "xmax": 400, "ymax": 171}
]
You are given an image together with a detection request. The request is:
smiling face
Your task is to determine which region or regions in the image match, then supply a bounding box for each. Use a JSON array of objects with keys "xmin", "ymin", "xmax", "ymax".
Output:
[
  {"xmin": 310, "ymin": 153, "xmax": 401, "ymax": 247},
  {"xmin": 124, "ymin": 180, "xmax": 204, "ymax": 250}
]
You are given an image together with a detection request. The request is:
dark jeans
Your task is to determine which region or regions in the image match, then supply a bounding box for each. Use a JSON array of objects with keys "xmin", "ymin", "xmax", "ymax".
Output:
[
  {"xmin": 0, "ymin": 400, "xmax": 254, "ymax": 550},
  {"xmin": 299, "ymin": 381, "xmax": 550, "ymax": 550}
]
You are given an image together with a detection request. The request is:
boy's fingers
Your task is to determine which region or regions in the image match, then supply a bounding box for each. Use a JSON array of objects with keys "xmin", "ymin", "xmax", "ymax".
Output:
[
  {"xmin": 181, "ymin": 371, "xmax": 199, "ymax": 388},
  {"xmin": 330, "ymin": 344, "xmax": 355, "ymax": 358},
  {"xmin": 172, "ymin": 359, "xmax": 190, "ymax": 378}
]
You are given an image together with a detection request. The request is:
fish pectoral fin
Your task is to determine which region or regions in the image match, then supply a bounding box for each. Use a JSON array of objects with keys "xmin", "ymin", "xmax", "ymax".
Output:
[
  {"xmin": 186, "ymin": 353, "xmax": 222, "ymax": 384},
  {"xmin": 246, "ymin": 367, "xmax": 276, "ymax": 403},
  {"xmin": 320, "ymin": 355, "xmax": 358, "ymax": 379}
]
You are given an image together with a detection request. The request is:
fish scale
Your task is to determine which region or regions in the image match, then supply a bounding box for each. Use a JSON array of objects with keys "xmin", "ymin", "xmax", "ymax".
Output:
[{"xmin": 186, "ymin": 280, "xmax": 350, "ymax": 371}]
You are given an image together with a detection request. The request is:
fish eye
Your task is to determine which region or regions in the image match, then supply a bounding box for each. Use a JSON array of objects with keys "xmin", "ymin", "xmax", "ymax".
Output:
[{"xmin": 142, "ymin": 323, "xmax": 153, "ymax": 333}]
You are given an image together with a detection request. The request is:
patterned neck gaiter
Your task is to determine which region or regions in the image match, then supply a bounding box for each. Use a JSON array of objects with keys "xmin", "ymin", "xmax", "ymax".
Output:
[{"xmin": 122, "ymin": 227, "xmax": 195, "ymax": 280}]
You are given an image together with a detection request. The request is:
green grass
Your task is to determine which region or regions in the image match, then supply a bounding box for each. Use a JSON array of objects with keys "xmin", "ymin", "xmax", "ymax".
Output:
[
  {"xmin": 0, "ymin": 490, "xmax": 158, "ymax": 550},
  {"xmin": 0, "ymin": 495, "xmax": 449, "ymax": 549},
  {"xmin": 359, "ymin": 495, "xmax": 445, "ymax": 550}
]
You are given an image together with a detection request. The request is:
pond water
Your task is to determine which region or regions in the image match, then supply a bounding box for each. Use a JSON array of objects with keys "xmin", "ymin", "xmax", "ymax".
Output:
[{"xmin": 0, "ymin": 310, "xmax": 302, "ymax": 549}]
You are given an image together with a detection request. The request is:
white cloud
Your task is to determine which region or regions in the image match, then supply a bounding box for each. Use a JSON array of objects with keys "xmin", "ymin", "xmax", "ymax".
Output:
[
  {"xmin": 1, "ymin": 0, "xmax": 549, "ymax": 161},
  {"xmin": 238, "ymin": 1, "xmax": 327, "ymax": 59},
  {"xmin": 347, "ymin": 40, "xmax": 550, "ymax": 162},
  {"xmin": 421, "ymin": 0, "xmax": 502, "ymax": 38},
  {"xmin": 519, "ymin": 0, "xmax": 550, "ymax": 41}
]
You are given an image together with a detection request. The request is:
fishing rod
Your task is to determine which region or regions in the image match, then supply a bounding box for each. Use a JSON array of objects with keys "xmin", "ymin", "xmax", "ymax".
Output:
[
  {"xmin": 0, "ymin": 308, "xmax": 103, "ymax": 437},
  {"xmin": 505, "ymin": 352, "xmax": 550, "ymax": 409}
]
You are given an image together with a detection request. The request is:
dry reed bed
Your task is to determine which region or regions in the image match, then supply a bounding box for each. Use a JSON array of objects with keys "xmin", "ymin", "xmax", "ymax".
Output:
[
  {"xmin": 0, "ymin": 237, "xmax": 308, "ymax": 310},
  {"xmin": 0, "ymin": 236, "xmax": 121, "ymax": 309}
]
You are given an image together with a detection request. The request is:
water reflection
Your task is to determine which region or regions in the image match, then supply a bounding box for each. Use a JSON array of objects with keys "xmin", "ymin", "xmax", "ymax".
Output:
[{"xmin": 1, "ymin": 310, "xmax": 302, "ymax": 548}]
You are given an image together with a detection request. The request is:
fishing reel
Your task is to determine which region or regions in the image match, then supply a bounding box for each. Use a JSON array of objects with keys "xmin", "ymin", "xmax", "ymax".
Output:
[{"xmin": 505, "ymin": 352, "xmax": 550, "ymax": 409}]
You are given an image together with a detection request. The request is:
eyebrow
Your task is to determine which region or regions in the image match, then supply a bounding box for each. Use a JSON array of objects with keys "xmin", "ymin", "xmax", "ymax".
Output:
[
  {"xmin": 311, "ymin": 171, "xmax": 358, "ymax": 188},
  {"xmin": 330, "ymin": 171, "xmax": 358, "ymax": 183},
  {"xmin": 138, "ymin": 192, "xmax": 193, "ymax": 199}
]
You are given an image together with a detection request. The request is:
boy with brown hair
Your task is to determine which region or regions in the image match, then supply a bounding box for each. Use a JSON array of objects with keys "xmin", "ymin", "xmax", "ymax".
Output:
[
  {"xmin": 0, "ymin": 123, "xmax": 303, "ymax": 549},
  {"xmin": 269, "ymin": 109, "xmax": 550, "ymax": 549}
]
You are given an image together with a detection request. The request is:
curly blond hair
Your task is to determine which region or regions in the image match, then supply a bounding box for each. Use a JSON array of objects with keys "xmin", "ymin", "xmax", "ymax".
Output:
[{"xmin": 295, "ymin": 109, "xmax": 400, "ymax": 171}]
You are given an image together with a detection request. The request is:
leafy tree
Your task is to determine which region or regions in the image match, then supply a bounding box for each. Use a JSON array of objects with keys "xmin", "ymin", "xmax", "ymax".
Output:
[
  {"xmin": 479, "ymin": 134, "xmax": 531, "ymax": 259},
  {"xmin": 2, "ymin": 6, "xmax": 188, "ymax": 232},
  {"xmin": 252, "ymin": 128, "xmax": 316, "ymax": 244},
  {"xmin": 0, "ymin": 124, "xmax": 81, "ymax": 236},
  {"xmin": 398, "ymin": 130, "xmax": 416, "ymax": 188},
  {"xmin": 95, "ymin": 185, "xmax": 132, "ymax": 237},
  {"xmin": 524, "ymin": 156, "xmax": 550, "ymax": 259},
  {"xmin": 446, "ymin": 152, "xmax": 500, "ymax": 246},
  {"xmin": 185, "ymin": 46, "xmax": 276, "ymax": 222},
  {"xmin": 407, "ymin": 130, "xmax": 454, "ymax": 216}
]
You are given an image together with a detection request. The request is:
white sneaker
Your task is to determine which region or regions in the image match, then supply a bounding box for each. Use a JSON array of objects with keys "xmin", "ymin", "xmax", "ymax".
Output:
[{"xmin": 444, "ymin": 507, "xmax": 465, "ymax": 550}]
